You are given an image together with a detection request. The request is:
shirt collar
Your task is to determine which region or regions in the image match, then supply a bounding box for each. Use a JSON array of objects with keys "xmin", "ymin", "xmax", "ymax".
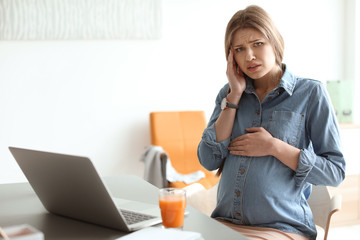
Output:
[
  {"xmin": 278, "ymin": 64, "xmax": 296, "ymax": 96},
  {"xmin": 244, "ymin": 64, "xmax": 296, "ymax": 96}
]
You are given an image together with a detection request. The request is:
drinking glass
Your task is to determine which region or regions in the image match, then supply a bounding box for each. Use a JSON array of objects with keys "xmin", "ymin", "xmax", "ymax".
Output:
[{"xmin": 158, "ymin": 188, "xmax": 186, "ymax": 229}]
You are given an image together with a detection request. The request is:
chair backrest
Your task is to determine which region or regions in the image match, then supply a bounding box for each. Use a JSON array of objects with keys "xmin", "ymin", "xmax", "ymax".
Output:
[
  {"xmin": 150, "ymin": 111, "xmax": 207, "ymax": 174},
  {"xmin": 307, "ymin": 185, "xmax": 342, "ymax": 240}
]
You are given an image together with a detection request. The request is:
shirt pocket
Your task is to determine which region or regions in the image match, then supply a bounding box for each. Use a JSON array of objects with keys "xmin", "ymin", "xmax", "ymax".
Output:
[{"xmin": 266, "ymin": 111, "xmax": 304, "ymax": 147}]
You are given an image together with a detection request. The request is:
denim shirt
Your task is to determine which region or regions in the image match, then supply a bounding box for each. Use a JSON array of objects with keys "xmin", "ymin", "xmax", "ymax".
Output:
[{"xmin": 197, "ymin": 65, "xmax": 346, "ymax": 240}]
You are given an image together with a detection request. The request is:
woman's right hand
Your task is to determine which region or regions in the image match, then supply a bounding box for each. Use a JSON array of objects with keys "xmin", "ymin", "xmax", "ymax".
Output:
[
  {"xmin": 226, "ymin": 49, "xmax": 246, "ymax": 101},
  {"xmin": 215, "ymin": 49, "xmax": 245, "ymax": 144}
]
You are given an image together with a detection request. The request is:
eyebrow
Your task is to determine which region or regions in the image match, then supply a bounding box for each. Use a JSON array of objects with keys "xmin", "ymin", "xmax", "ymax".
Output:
[{"xmin": 233, "ymin": 38, "xmax": 263, "ymax": 47}]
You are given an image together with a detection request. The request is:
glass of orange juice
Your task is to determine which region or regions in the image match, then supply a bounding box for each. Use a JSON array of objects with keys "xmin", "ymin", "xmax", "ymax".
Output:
[{"xmin": 159, "ymin": 188, "xmax": 186, "ymax": 229}]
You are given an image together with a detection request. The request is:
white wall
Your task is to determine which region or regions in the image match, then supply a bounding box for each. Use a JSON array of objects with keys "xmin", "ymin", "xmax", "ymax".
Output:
[
  {"xmin": 355, "ymin": 0, "xmax": 360, "ymax": 124},
  {"xmin": 0, "ymin": 0, "xmax": 354, "ymax": 184}
]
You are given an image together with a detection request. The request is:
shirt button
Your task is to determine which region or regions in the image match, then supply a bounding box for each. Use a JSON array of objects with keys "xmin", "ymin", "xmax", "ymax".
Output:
[
  {"xmin": 236, "ymin": 190, "xmax": 240, "ymax": 197},
  {"xmin": 235, "ymin": 212, "xmax": 241, "ymax": 217},
  {"xmin": 256, "ymin": 110, "xmax": 260, "ymax": 115},
  {"xmin": 240, "ymin": 169, "xmax": 245, "ymax": 174}
]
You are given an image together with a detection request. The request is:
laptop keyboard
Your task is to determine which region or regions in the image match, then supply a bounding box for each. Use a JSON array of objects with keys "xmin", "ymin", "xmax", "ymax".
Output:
[{"xmin": 120, "ymin": 209, "xmax": 157, "ymax": 225}]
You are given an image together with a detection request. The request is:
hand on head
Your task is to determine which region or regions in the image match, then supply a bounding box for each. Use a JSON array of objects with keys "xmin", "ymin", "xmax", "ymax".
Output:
[{"xmin": 226, "ymin": 49, "xmax": 246, "ymax": 99}]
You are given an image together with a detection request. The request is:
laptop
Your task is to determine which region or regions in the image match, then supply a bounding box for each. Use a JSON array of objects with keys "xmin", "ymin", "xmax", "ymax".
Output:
[{"xmin": 9, "ymin": 146, "xmax": 163, "ymax": 232}]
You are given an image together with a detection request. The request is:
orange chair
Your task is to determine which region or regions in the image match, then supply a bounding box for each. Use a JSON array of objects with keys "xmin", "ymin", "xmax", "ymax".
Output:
[{"xmin": 150, "ymin": 111, "xmax": 219, "ymax": 189}]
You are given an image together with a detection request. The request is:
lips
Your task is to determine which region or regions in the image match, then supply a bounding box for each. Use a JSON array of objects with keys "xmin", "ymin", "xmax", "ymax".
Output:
[{"xmin": 247, "ymin": 63, "xmax": 260, "ymax": 72}]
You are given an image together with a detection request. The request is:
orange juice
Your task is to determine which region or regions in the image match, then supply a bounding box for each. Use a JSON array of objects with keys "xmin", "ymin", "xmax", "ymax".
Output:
[{"xmin": 159, "ymin": 195, "xmax": 186, "ymax": 228}]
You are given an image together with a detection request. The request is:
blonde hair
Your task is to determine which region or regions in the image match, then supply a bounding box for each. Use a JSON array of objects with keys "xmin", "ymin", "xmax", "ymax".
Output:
[{"xmin": 224, "ymin": 5, "xmax": 284, "ymax": 67}]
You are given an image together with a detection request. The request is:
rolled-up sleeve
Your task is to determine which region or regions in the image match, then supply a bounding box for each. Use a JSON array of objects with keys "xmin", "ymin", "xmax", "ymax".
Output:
[
  {"xmin": 295, "ymin": 149, "xmax": 318, "ymax": 186},
  {"xmin": 198, "ymin": 123, "xmax": 230, "ymax": 170},
  {"xmin": 295, "ymin": 83, "xmax": 346, "ymax": 187}
]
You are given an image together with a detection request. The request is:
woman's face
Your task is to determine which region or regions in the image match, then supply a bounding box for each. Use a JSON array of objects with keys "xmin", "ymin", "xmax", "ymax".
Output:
[{"xmin": 231, "ymin": 28, "xmax": 277, "ymax": 81}]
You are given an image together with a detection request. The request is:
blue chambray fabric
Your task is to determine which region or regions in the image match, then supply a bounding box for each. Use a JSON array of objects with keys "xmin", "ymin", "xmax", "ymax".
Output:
[{"xmin": 197, "ymin": 65, "xmax": 346, "ymax": 240}]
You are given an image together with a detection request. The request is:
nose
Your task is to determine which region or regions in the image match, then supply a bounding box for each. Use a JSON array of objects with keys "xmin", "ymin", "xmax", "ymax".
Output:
[{"xmin": 245, "ymin": 48, "xmax": 256, "ymax": 61}]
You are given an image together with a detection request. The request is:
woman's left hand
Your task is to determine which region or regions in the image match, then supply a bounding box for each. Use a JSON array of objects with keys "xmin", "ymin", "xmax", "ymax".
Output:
[{"xmin": 228, "ymin": 127, "xmax": 274, "ymax": 157}]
